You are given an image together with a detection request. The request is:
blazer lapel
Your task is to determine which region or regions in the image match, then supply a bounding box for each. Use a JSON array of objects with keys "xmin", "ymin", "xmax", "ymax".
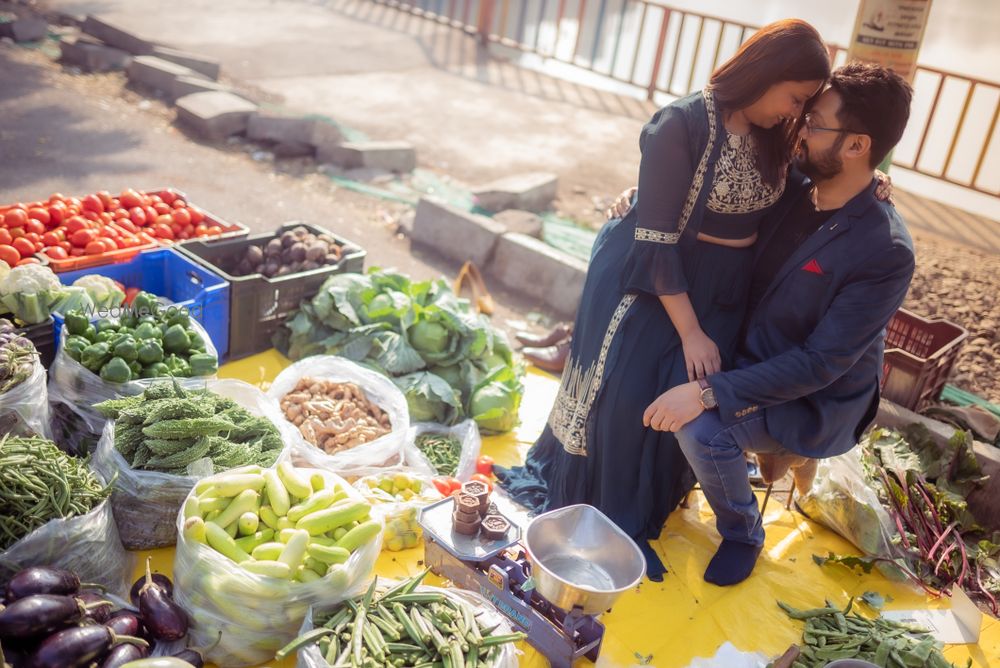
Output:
[{"xmin": 755, "ymin": 179, "xmax": 880, "ymax": 309}]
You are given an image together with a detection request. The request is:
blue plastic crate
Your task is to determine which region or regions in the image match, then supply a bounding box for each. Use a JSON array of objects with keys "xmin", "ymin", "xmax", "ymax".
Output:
[{"xmin": 52, "ymin": 248, "xmax": 231, "ymax": 359}]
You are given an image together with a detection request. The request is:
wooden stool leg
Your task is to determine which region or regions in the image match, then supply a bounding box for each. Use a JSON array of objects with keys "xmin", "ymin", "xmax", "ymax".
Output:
[
  {"xmin": 760, "ymin": 483, "xmax": 774, "ymax": 514},
  {"xmin": 785, "ymin": 486, "xmax": 795, "ymax": 511}
]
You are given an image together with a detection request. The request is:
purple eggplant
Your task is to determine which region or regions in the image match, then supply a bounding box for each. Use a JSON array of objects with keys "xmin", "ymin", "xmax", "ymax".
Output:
[
  {"xmin": 77, "ymin": 589, "xmax": 114, "ymax": 623},
  {"xmin": 100, "ymin": 641, "xmax": 149, "ymax": 668},
  {"xmin": 28, "ymin": 625, "xmax": 147, "ymax": 668},
  {"xmin": 0, "ymin": 594, "xmax": 82, "ymax": 640},
  {"xmin": 136, "ymin": 559, "xmax": 187, "ymax": 642},
  {"xmin": 129, "ymin": 574, "xmax": 173, "ymax": 606},
  {"xmin": 4, "ymin": 567, "xmax": 80, "ymax": 602},
  {"xmin": 172, "ymin": 649, "xmax": 204, "ymax": 667},
  {"xmin": 106, "ymin": 610, "xmax": 145, "ymax": 638}
]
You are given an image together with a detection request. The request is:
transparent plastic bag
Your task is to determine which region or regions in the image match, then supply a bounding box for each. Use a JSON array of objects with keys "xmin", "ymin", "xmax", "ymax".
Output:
[
  {"xmin": 798, "ymin": 449, "xmax": 898, "ymax": 562},
  {"xmin": 173, "ymin": 465, "xmax": 383, "ymax": 667},
  {"xmin": 296, "ymin": 583, "xmax": 518, "ymax": 668},
  {"xmin": 0, "ymin": 358, "xmax": 51, "ymax": 438},
  {"xmin": 91, "ymin": 378, "xmax": 293, "ymax": 550},
  {"xmin": 48, "ymin": 319, "xmax": 219, "ymax": 455},
  {"xmin": 267, "ymin": 356, "xmax": 409, "ymax": 472},
  {"xmin": 352, "ymin": 468, "xmax": 443, "ymax": 551},
  {"xmin": 0, "ymin": 471, "xmax": 133, "ymax": 598},
  {"xmin": 407, "ymin": 419, "xmax": 482, "ymax": 481}
]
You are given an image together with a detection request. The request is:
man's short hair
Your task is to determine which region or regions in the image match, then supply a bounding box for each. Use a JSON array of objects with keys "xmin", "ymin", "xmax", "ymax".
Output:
[{"xmin": 829, "ymin": 62, "xmax": 913, "ymax": 167}]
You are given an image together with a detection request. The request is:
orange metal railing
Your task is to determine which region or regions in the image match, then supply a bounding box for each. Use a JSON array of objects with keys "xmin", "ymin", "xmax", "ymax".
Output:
[{"xmin": 373, "ymin": 0, "xmax": 1000, "ymax": 198}]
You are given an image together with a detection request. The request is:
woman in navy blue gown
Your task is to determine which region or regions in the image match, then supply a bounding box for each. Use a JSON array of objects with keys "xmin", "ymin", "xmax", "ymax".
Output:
[{"xmin": 496, "ymin": 19, "xmax": 832, "ymax": 580}]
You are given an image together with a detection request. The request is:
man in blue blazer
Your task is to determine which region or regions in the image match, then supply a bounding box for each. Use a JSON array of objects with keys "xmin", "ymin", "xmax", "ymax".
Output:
[{"xmin": 643, "ymin": 62, "xmax": 916, "ymax": 586}]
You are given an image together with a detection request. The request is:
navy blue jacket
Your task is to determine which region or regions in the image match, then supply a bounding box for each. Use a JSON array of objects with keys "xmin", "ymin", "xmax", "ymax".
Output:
[{"xmin": 708, "ymin": 172, "xmax": 915, "ymax": 459}]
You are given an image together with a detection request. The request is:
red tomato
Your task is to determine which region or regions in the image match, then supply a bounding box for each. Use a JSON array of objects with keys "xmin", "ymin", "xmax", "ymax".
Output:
[
  {"xmin": 45, "ymin": 246, "xmax": 68, "ymax": 260},
  {"xmin": 24, "ymin": 232, "xmax": 41, "ymax": 245},
  {"xmin": 117, "ymin": 219, "xmax": 138, "ymax": 234},
  {"xmin": 24, "ymin": 219, "xmax": 44, "ymax": 236},
  {"xmin": 66, "ymin": 197, "xmax": 82, "ymax": 210},
  {"xmin": 3, "ymin": 209, "xmax": 27, "ymax": 228},
  {"xmin": 188, "ymin": 207, "xmax": 205, "ymax": 224},
  {"xmin": 65, "ymin": 216, "xmax": 89, "ymax": 234},
  {"xmin": 444, "ymin": 477, "xmax": 462, "ymax": 494},
  {"xmin": 97, "ymin": 191, "xmax": 114, "ymax": 211},
  {"xmin": 82, "ymin": 210, "xmax": 100, "ymax": 222},
  {"xmin": 27, "ymin": 208, "xmax": 50, "ymax": 226},
  {"xmin": 152, "ymin": 223, "xmax": 174, "ymax": 240},
  {"xmin": 111, "ymin": 237, "xmax": 128, "ymax": 250},
  {"xmin": 113, "ymin": 208, "xmax": 129, "ymax": 220},
  {"xmin": 148, "ymin": 194, "xmax": 163, "ymax": 205},
  {"xmin": 171, "ymin": 198, "xmax": 187, "ymax": 209},
  {"xmin": 470, "ymin": 473, "xmax": 494, "ymax": 491},
  {"xmin": 119, "ymin": 190, "xmax": 143, "ymax": 209},
  {"xmin": 84, "ymin": 240, "xmax": 106, "ymax": 255},
  {"xmin": 58, "ymin": 241, "xmax": 71, "ymax": 251},
  {"xmin": 48, "ymin": 192, "xmax": 65, "ymax": 203},
  {"xmin": 9, "ymin": 227, "xmax": 24, "ymax": 239},
  {"xmin": 124, "ymin": 287, "xmax": 140, "ymax": 305},
  {"xmin": 71, "ymin": 229, "xmax": 97, "ymax": 247},
  {"xmin": 143, "ymin": 206, "xmax": 158, "ymax": 226},
  {"xmin": 432, "ymin": 478, "xmax": 452, "ymax": 496},
  {"xmin": 99, "ymin": 212, "xmax": 114, "ymax": 224},
  {"xmin": 177, "ymin": 228, "xmax": 191, "ymax": 240},
  {"xmin": 194, "ymin": 224, "xmax": 210, "ymax": 237},
  {"xmin": 171, "ymin": 208, "xmax": 192, "ymax": 227},
  {"xmin": 69, "ymin": 248, "xmax": 85, "ymax": 257},
  {"xmin": 160, "ymin": 191, "xmax": 177, "ymax": 205},
  {"xmin": 0, "ymin": 245, "xmax": 19, "ymax": 266},
  {"xmin": 129, "ymin": 207, "xmax": 147, "ymax": 227},
  {"xmin": 475, "ymin": 456, "xmax": 494, "ymax": 476},
  {"xmin": 0, "ymin": 229, "xmax": 10, "ymax": 246},
  {"xmin": 15, "ymin": 257, "xmax": 39, "ymax": 266},
  {"xmin": 44, "ymin": 232, "xmax": 65, "ymax": 247},
  {"xmin": 152, "ymin": 203, "xmax": 172, "ymax": 216},
  {"xmin": 156, "ymin": 214, "xmax": 175, "ymax": 228},
  {"xmin": 47, "ymin": 205, "xmax": 65, "ymax": 226},
  {"xmin": 12, "ymin": 238, "xmax": 35, "ymax": 258},
  {"xmin": 81, "ymin": 194, "xmax": 105, "ymax": 214}
]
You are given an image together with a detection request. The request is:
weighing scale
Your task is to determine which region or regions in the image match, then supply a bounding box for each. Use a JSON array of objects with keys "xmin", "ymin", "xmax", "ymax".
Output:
[{"xmin": 419, "ymin": 497, "xmax": 605, "ymax": 668}]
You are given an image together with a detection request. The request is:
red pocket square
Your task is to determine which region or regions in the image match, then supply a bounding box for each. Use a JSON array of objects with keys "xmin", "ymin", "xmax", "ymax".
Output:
[{"xmin": 802, "ymin": 259, "xmax": 824, "ymax": 275}]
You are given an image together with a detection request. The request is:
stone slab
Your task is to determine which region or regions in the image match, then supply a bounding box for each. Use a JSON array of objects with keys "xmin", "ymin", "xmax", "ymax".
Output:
[
  {"xmin": 151, "ymin": 45, "xmax": 221, "ymax": 80},
  {"xmin": 127, "ymin": 55, "xmax": 203, "ymax": 94},
  {"xmin": 472, "ymin": 172, "xmax": 559, "ymax": 213},
  {"xmin": 487, "ymin": 232, "xmax": 587, "ymax": 314},
  {"xmin": 0, "ymin": 18, "xmax": 47, "ymax": 42},
  {"xmin": 59, "ymin": 35, "xmax": 131, "ymax": 72},
  {"xmin": 171, "ymin": 75, "xmax": 229, "ymax": 99},
  {"xmin": 411, "ymin": 197, "xmax": 506, "ymax": 267},
  {"xmin": 317, "ymin": 140, "xmax": 416, "ymax": 173},
  {"xmin": 81, "ymin": 15, "xmax": 155, "ymax": 55},
  {"xmin": 174, "ymin": 91, "xmax": 258, "ymax": 141}
]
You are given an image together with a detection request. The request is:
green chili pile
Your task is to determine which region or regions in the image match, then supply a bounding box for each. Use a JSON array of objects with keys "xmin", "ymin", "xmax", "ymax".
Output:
[
  {"xmin": 775, "ymin": 598, "xmax": 964, "ymax": 668},
  {"xmin": 0, "ymin": 434, "xmax": 112, "ymax": 549},
  {"xmin": 414, "ymin": 433, "xmax": 463, "ymax": 477}
]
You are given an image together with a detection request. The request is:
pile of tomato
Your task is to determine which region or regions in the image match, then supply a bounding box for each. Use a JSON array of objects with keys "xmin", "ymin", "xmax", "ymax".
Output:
[{"xmin": 0, "ymin": 189, "xmax": 230, "ymax": 266}]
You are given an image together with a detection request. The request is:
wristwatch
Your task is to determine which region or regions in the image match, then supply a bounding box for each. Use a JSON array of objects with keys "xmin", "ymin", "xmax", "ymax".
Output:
[{"xmin": 696, "ymin": 378, "xmax": 718, "ymax": 410}]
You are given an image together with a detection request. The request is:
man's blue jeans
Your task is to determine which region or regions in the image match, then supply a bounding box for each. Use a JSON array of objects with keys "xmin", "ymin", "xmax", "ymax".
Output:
[{"xmin": 676, "ymin": 411, "xmax": 784, "ymax": 547}]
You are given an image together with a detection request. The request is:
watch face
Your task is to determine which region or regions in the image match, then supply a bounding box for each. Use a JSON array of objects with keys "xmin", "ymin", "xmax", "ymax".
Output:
[{"xmin": 701, "ymin": 387, "xmax": 717, "ymax": 409}]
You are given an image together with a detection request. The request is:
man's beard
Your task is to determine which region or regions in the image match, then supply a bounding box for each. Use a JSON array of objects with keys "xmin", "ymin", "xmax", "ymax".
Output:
[{"xmin": 796, "ymin": 141, "xmax": 843, "ymax": 181}]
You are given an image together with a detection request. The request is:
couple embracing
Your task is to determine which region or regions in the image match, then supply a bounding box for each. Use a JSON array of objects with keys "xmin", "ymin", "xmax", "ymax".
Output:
[{"xmin": 497, "ymin": 19, "xmax": 916, "ymax": 586}]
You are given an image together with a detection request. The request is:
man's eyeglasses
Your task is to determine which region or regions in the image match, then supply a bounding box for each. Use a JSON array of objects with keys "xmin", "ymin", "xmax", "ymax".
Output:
[{"xmin": 803, "ymin": 113, "xmax": 859, "ymax": 136}]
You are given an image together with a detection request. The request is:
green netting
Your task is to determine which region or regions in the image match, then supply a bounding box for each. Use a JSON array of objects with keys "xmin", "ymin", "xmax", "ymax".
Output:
[{"xmin": 940, "ymin": 383, "xmax": 1000, "ymax": 419}]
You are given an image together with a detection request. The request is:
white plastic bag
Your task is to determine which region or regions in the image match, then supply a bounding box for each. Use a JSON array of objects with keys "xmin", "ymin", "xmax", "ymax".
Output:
[
  {"xmin": 352, "ymin": 468, "xmax": 443, "ymax": 551},
  {"xmin": 407, "ymin": 419, "xmax": 482, "ymax": 481},
  {"xmin": 48, "ymin": 319, "xmax": 218, "ymax": 455},
  {"xmin": 798, "ymin": 449, "xmax": 898, "ymax": 562},
  {"xmin": 0, "ymin": 471, "xmax": 132, "ymax": 597},
  {"xmin": 173, "ymin": 465, "xmax": 383, "ymax": 667},
  {"xmin": 683, "ymin": 642, "xmax": 768, "ymax": 668},
  {"xmin": 91, "ymin": 378, "xmax": 293, "ymax": 550},
  {"xmin": 267, "ymin": 356, "xmax": 409, "ymax": 472},
  {"xmin": 296, "ymin": 583, "xmax": 518, "ymax": 668},
  {"xmin": 0, "ymin": 359, "xmax": 51, "ymax": 438}
]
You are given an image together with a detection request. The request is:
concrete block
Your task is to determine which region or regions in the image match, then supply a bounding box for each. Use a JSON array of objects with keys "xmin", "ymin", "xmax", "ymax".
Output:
[
  {"xmin": 82, "ymin": 15, "xmax": 155, "ymax": 55},
  {"xmin": 128, "ymin": 55, "xmax": 203, "ymax": 94},
  {"xmin": 472, "ymin": 172, "xmax": 558, "ymax": 213},
  {"xmin": 493, "ymin": 209, "xmax": 543, "ymax": 238},
  {"xmin": 151, "ymin": 45, "xmax": 220, "ymax": 80},
  {"xmin": 412, "ymin": 197, "xmax": 506, "ymax": 267},
  {"xmin": 59, "ymin": 35, "xmax": 131, "ymax": 72},
  {"xmin": 317, "ymin": 141, "xmax": 416, "ymax": 173},
  {"xmin": 247, "ymin": 112, "xmax": 315, "ymax": 144},
  {"xmin": 487, "ymin": 233, "xmax": 587, "ymax": 314},
  {"xmin": 0, "ymin": 18, "xmax": 47, "ymax": 42},
  {"xmin": 171, "ymin": 75, "xmax": 229, "ymax": 99},
  {"xmin": 273, "ymin": 140, "xmax": 315, "ymax": 158},
  {"xmin": 309, "ymin": 118, "xmax": 345, "ymax": 149},
  {"xmin": 175, "ymin": 91, "xmax": 258, "ymax": 141}
]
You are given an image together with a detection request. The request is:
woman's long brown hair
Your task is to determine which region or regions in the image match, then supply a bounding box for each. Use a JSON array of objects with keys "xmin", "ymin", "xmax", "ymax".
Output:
[{"xmin": 708, "ymin": 19, "xmax": 831, "ymax": 187}]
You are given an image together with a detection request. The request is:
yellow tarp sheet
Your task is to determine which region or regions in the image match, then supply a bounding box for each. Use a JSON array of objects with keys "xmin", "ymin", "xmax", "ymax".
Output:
[{"xmin": 133, "ymin": 351, "xmax": 998, "ymax": 667}]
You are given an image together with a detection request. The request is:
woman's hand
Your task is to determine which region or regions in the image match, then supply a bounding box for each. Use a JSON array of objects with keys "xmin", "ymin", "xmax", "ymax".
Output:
[
  {"xmin": 681, "ymin": 329, "xmax": 721, "ymax": 381},
  {"xmin": 874, "ymin": 169, "xmax": 893, "ymax": 204},
  {"xmin": 605, "ymin": 186, "xmax": 638, "ymax": 220}
]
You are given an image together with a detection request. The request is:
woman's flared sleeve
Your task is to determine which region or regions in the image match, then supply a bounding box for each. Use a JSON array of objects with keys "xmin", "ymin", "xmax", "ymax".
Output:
[{"xmin": 623, "ymin": 106, "xmax": 697, "ymax": 297}]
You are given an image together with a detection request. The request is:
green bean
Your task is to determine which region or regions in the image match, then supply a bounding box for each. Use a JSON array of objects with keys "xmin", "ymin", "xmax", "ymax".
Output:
[{"xmin": 414, "ymin": 433, "xmax": 463, "ymax": 476}]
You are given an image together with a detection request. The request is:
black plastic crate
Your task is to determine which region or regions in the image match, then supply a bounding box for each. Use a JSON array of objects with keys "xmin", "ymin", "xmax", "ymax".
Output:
[
  {"xmin": 15, "ymin": 317, "xmax": 55, "ymax": 369},
  {"xmin": 176, "ymin": 223, "xmax": 365, "ymax": 361}
]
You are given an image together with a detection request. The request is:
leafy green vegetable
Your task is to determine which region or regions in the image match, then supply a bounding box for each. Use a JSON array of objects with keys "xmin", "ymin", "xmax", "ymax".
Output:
[{"xmin": 276, "ymin": 269, "xmax": 524, "ymax": 432}]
